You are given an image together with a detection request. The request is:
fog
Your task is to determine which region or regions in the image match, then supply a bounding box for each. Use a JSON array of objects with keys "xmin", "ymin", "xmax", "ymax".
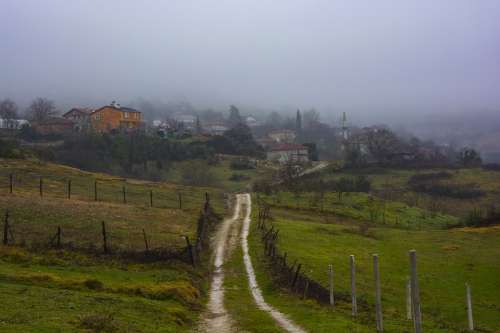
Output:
[{"xmin": 1, "ymin": 0, "xmax": 500, "ymax": 123}]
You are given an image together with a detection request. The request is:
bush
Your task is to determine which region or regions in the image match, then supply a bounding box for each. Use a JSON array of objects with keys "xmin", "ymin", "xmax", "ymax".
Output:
[
  {"xmin": 230, "ymin": 157, "xmax": 255, "ymax": 170},
  {"xmin": 482, "ymin": 163, "xmax": 500, "ymax": 171},
  {"xmin": 410, "ymin": 182, "xmax": 484, "ymax": 199},
  {"xmin": 408, "ymin": 172, "xmax": 484, "ymax": 199},
  {"xmin": 229, "ymin": 173, "xmax": 250, "ymax": 181},
  {"xmin": 463, "ymin": 206, "xmax": 500, "ymax": 227},
  {"xmin": 0, "ymin": 139, "xmax": 24, "ymax": 158},
  {"xmin": 180, "ymin": 161, "xmax": 217, "ymax": 186}
]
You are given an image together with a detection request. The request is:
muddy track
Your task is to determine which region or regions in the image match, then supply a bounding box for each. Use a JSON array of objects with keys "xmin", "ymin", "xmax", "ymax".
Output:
[
  {"xmin": 240, "ymin": 193, "xmax": 307, "ymax": 333},
  {"xmin": 198, "ymin": 195, "xmax": 241, "ymax": 333}
]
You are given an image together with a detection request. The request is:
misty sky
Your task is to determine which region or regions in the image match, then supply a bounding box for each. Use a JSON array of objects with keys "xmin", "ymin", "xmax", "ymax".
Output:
[{"xmin": 1, "ymin": 0, "xmax": 500, "ymax": 121}]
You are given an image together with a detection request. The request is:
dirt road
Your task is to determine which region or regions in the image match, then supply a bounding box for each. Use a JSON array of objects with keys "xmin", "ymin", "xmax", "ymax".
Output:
[{"xmin": 199, "ymin": 193, "xmax": 306, "ymax": 333}]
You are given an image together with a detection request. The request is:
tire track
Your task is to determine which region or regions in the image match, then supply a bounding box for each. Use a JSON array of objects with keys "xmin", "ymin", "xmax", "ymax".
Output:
[{"xmin": 240, "ymin": 193, "xmax": 308, "ymax": 333}]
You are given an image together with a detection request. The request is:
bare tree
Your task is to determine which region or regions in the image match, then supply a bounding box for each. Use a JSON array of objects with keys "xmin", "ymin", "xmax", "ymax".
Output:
[
  {"xmin": 28, "ymin": 97, "xmax": 57, "ymax": 122},
  {"xmin": 0, "ymin": 99, "xmax": 18, "ymax": 128}
]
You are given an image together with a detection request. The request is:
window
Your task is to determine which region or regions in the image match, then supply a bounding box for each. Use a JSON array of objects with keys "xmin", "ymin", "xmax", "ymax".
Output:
[{"xmin": 124, "ymin": 112, "xmax": 129, "ymax": 119}]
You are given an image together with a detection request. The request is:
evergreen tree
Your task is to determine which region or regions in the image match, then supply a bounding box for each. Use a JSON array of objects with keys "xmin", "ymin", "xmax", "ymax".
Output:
[
  {"xmin": 228, "ymin": 105, "xmax": 242, "ymax": 127},
  {"xmin": 296, "ymin": 109, "xmax": 302, "ymax": 133}
]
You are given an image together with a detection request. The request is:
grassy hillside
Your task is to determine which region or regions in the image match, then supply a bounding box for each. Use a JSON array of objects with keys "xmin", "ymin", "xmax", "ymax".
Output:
[
  {"xmin": 0, "ymin": 158, "xmax": 225, "ymax": 332},
  {"xmin": 252, "ymin": 195, "xmax": 500, "ymax": 332},
  {"xmin": 320, "ymin": 167, "xmax": 500, "ymax": 218}
]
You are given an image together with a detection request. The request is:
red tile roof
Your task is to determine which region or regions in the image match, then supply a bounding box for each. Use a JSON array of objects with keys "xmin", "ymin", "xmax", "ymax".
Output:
[{"xmin": 268, "ymin": 143, "xmax": 308, "ymax": 151}]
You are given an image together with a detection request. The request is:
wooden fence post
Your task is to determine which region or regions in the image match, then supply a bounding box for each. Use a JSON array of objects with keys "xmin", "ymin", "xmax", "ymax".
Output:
[
  {"xmin": 407, "ymin": 277, "xmax": 412, "ymax": 320},
  {"xmin": 302, "ymin": 279, "xmax": 309, "ymax": 299},
  {"xmin": 350, "ymin": 255, "xmax": 357, "ymax": 316},
  {"xmin": 67, "ymin": 180, "xmax": 71, "ymax": 200},
  {"xmin": 9, "ymin": 174, "xmax": 13, "ymax": 194},
  {"xmin": 102, "ymin": 221, "xmax": 108, "ymax": 254},
  {"xmin": 409, "ymin": 250, "xmax": 422, "ymax": 333},
  {"xmin": 142, "ymin": 228, "xmax": 149, "ymax": 251},
  {"xmin": 94, "ymin": 180, "xmax": 98, "ymax": 201},
  {"xmin": 178, "ymin": 192, "xmax": 182, "ymax": 209},
  {"xmin": 185, "ymin": 236, "xmax": 195, "ymax": 266},
  {"xmin": 56, "ymin": 226, "xmax": 61, "ymax": 248},
  {"xmin": 149, "ymin": 190, "xmax": 153, "ymax": 207},
  {"xmin": 328, "ymin": 264, "xmax": 334, "ymax": 306},
  {"xmin": 373, "ymin": 254, "xmax": 383, "ymax": 332},
  {"xmin": 3, "ymin": 211, "xmax": 9, "ymax": 245},
  {"xmin": 291, "ymin": 263, "xmax": 302, "ymax": 289},
  {"xmin": 466, "ymin": 283, "xmax": 474, "ymax": 332},
  {"xmin": 122, "ymin": 186, "xmax": 126, "ymax": 204},
  {"xmin": 39, "ymin": 177, "xmax": 43, "ymax": 197}
]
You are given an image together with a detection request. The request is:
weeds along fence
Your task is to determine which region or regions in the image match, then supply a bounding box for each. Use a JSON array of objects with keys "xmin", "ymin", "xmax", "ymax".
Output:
[
  {"xmin": 1, "ymin": 195, "xmax": 221, "ymax": 267},
  {"xmin": 256, "ymin": 203, "xmax": 478, "ymax": 333},
  {"xmin": 0, "ymin": 172, "xmax": 224, "ymax": 267},
  {"xmin": 0, "ymin": 171, "xmax": 223, "ymax": 211}
]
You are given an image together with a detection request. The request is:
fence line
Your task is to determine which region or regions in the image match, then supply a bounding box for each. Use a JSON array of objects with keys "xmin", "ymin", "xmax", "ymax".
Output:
[
  {"xmin": 255, "ymin": 202, "xmax": 478, "ymax": 333},
  {"xmin": 1, "ymin": 193, "xmax": 220, "ymax": 268},
  {"xmin": 2, "ymin": 172, "xmax": 223, "ymax": 211}
]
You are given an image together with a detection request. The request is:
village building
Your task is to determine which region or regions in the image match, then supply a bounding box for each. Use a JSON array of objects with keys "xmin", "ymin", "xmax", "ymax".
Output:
[
  {"xmin": 32, "ymin": 117, "xmax": 74, "ymax": 135},
  {"xmin": 205, "ymin": 123, "xmax": 229, "ymax": 136},
  {"xmin": 172, "ymin": 113, "xmax": 197, "ymax": 130},
  {"xmin": 268, "ymin": 129, "xmax": 296, "ymax": 143},
  {"xmin": 90, "ymin": 102, "xmax": 143, "ymax": 133},
  {"xmin": 266, "ymin": 143, "xmax": 309, "ymax": 163},
  {"xmin": 62, "ymin": 107, "xmax": 93, "ymax": 131},
  {"xmin": 0, "ymin": 118, "xmax": 29, "ymax": 130},
  {"xmin": 245, "ymin": 116, "xmax": 259, "ymax": 127}
]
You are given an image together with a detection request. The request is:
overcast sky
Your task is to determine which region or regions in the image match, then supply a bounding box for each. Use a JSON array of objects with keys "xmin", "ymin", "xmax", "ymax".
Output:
[{"xmin": 1, "ymin": 0, "xmax": 500, "ymax": 121}]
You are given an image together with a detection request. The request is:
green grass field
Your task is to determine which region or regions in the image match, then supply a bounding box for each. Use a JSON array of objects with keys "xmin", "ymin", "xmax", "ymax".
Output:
[
  {"xmin": 0, "ymin": 158, "xmax": 226, "ymax": 332},
  {"xmin": 252, "ymin": 198, "xmax": 500, "ymax": 332}
]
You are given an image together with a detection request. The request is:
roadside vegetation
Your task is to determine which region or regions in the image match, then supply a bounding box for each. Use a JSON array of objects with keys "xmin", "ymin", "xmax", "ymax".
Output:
[{"xmin": 251, "ymin": 163, "xmax": 500, "ymax": 332}]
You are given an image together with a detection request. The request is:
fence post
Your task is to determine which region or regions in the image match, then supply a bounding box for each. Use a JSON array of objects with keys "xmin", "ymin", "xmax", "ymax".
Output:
[
  {"xmin": 291, "ymin": 263, "xmax": 302, "ymax": 289},
  {"xmin": 94, "ymin": 181, "xmax": 98, "ymax": 201},
  {"xmin": 56, "ymin": 226, "xmax": 61, "ymax": 247},
  {"xmin": 409, "ymin": 250, "xmax": 422, "ymax": 333},
  {"xmin": 350, "ymin": 255, "xmax": 357, "ymax": 316},
  {"xmin": 407, "ymin": 277, "xmax": 412, "ymax": 320},
  {"xmin": 101, "ymin": 221, "xmax": 108, "ymax": 254},
  {"xmin": 466, "ymin": 283, "xmax": 474, "ymax": 332},
  {"xmin": 373, "ymin": 254, "xmax": 383, "ymax": 332},
  {"xmin": 185, "ymin": 236, "xmax": 195, "ymax": 266},
  {"xmin": 178, "ymin": 192, "xmax": 182, "ymax": 209},
  {"xmin": 328, "ymin": 264, "xmax": 334, "ymax": 306},
  {"xmin": 39, "ymin": 177, "xmax": 43, "ymax": 197},
  {"xmin": 122, "ymin": 186, "xmax": 126, "ymax": 204},
  {"xmin": 3, "ymin": 211, "xmax": 9, "ymax": 245},
  {"xmin": 150, "ymin": 190, "xmax": 153, "ymax": 207},
  {"xmin": 67, "ymin": 180, "xmax": 71, "ymax": 200},
  {"xmin": 9, "ymin": 174, "xmax": 13, "ymax": 194},
  {"xmin": 142, "ymin": 228, "xmax": 149, "ymax": 251},
  {"xmin": 302, "ymin": 279, "xmax": 309, "ymax": 299}
]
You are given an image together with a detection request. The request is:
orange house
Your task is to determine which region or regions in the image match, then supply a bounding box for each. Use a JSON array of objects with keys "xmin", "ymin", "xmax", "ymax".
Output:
[{"xmin": 90, "ymin": 103, "xmax": 143, "ymax": 133}]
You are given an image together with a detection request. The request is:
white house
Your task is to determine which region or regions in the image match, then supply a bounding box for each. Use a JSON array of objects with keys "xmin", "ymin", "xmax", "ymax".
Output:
[
  {"xmin": 266, "ymin": 143, "xmax": 309, "ymax": 163},
  {"xmin": 268, "ymin": 129, "xmax": 296, "ymax": 143},
  {"xmin": 0, "ymin": 118, "xmax": 29, "ymax": 130}
]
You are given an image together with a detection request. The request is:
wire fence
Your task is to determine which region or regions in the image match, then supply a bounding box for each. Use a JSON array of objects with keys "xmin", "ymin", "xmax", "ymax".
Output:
[
  {"xmin": 0, "ymin": 170, "xmax": 224, "ymax": 212},
  {"xmin": 255, "ymin": 202, "xmax": 479, "ymax": 333}
]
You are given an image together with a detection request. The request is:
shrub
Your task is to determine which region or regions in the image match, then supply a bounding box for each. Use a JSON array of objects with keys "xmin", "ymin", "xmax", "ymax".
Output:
[
  {"xmin": 482, "ymin": 163, "xmax": 500, "ymax": 171},
  {"xmin": 229, "ymin": 173, "xmax": 250, "ymax": 181},
  {"xmin": 230, "ymin": 157, "xmax": 255, "ymax": 170},
  {"xmin": 180, "ymin": 161, "xmax": 217, "ymax": 186}
]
